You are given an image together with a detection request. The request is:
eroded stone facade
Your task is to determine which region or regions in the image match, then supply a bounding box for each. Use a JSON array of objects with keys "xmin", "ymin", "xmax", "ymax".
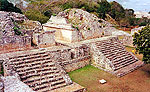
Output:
[
  {"xmin": 0, "ymin": 10, "xmax": 145, "ymax": 92},
  {"xmin": 90, "ymin": 37, "xmax": 144, "ymax": 77}
]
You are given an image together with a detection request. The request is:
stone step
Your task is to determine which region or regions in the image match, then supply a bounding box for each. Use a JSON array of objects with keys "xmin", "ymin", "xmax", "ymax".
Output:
[
  {"xmin": 114, "ymin": 58, "xmax": 137, "ymax": 68},
  {"xmin": 23, "ymin": 73, "xmax": 61, "ymax": 84},
  {"xmin": 34, "ymin": 84, "xmax": 49, "ymax": 91},
  {"xmin": 113, "ymin": 55, "xmax": 133, "ymax": 64},
  {"xmin": 14, "ymin": 60, "xmax": 54, "ymax": 69},
  {"xmin": 35, "ymin": 86, "xmax": 50, "ymax": 92},
  {"xmin": 114, "ymin": 59, "xmax": 137, "ymax": 71},
  {"xmin": 51, "ymin": 79, "xmax": 66, "ymax": 87},
  {"xmin": 20, "ymin": 69, "xmax": 59, "ymax": 80},
  {"xmin": 106, "ymin": 52, "xmax": 130, "ymax": 61},
  {"xmin": 51, "ymin": 81, "xmax": 67, "ymax": 90}
]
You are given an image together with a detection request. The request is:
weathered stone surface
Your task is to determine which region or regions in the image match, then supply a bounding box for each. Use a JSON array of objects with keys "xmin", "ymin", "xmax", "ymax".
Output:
[
  {"xmin": 50, "ymin": 82, "xmax": 86, "ymax": 92},
  {"xmin": 43, "ymin": 9, "xmax": 107, "ymax": 42},
  {"xmin": 90, "ymin": 37, "xmax": 144, "ymax": 77},
  {"xmin": 1, "ymin": 76, "xmax": 35, "ymax": 92},
  {"xmin": 0, "ymin": 44, "xmax": 91, "ymax": 91},
  {"xmin": 0, "ymin": 11, "xmax": 27, "ymax": 36},
  {"xmin": 59, "ymin": 9, "xmax": 103, "ymax": 39},
  {"xmin": 118, "ymin": 35, "xmax": 134, "ymax": 47},
  {"xmin": 0, "ymin": 11, "xmax": 49, "ymax": 53},
  {"xmin": 43, "ymin": 19, "xmax": 83, "ymax": 43},
  {"xmin": 0, "ymin": 75, "xmax": 4, "ymax": 92},
  {"xmin": 0, "ymin": 36, "xmax": 31, "ymax": 54},
  {"xmin": 33, "ymin": 30, "xmax": 56, "ymax": 48}
]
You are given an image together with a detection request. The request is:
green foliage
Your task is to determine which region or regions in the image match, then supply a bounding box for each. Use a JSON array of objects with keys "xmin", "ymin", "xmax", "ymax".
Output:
[
  {"xmin": 44, "ymin": 10, "xmax": 52, "ymax": 17},
  {"xmin": 129, "ymin": 17, "xmax": 150, "ymax": 26},
  {"xmin": 13, "ymin": 26, "xmax": 22, "ymax": 35},
  {"xmin": 0, "ymin": 64, "xmax": 4, "ymax": 75},
  {"xmin": 52, "ymin": 13, "xmax": 57, "ymax": 16},
  {"xmin": 24, "ymin": 10, "xmax": 49, "ymax": 24},
  {"xmin": 109, "ymin": 1, "xmax": 125, "ymax": 21},
  {"xmin": 61, "ymin": 2, "xmax": 73, "ymax": 10},
  {"xmin": 0, "ymin": 0, "xmax": 22, "ymax": 13},
  {"xmin": 15, "ymin": 0, "xmax": 148, "ymax": 27},
  {"xmin": 133, "ymin": 25, "xmax": 150, "ymax": 63},
  {"xmin": 139, "ymin": 22, "xmax": 149, "ymax": 26},
  {"xmin": 76, "ymin": 26, "xmax": 79, "ymax": 31},
  {"xmin": 97, "ymin": 0, "xmax": 111, "ymax": 19}
]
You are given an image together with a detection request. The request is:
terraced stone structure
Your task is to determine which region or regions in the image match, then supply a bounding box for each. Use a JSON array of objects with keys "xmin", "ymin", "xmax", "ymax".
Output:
[
  {"xmin": 90, "ymin": 37, "xmax": 144, "ymax": 77},
  {"xmin": 0, "ymin": 10, "xmax": 145, "ymax": 92},
  {"xmin": 1, "ymin": 46, "xmax": 86, "ymax": 92}
]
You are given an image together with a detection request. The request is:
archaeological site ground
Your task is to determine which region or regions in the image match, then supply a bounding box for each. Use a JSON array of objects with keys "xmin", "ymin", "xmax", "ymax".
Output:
[{"xmin": 0, "ymin": 8, "xmax": 149, "ymax": 92}]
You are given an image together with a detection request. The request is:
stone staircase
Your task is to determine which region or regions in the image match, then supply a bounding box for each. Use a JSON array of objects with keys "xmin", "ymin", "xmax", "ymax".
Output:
[
  {"xmin": 92, "ymin": 37, "xmax": 144, "ymax": 77},
  {"xmin": 8, "ymin": 52, "xmax": 72, "ymax": 92}
]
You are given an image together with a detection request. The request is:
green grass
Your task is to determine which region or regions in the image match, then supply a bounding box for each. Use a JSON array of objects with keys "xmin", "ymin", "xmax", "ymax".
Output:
[
  {"xmin": 68, "ymin": 65, "xmax": 116, "ymax": 92},
  {"xmin": 68, "ymin": 64, "xmax": 150, "ymax": 92},
  {"xmin": 68, "ymin": 48, "xmax": 147, "ymax": 92}
]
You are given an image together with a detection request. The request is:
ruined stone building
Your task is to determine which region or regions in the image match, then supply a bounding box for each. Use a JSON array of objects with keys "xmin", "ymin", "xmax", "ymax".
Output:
[{"xmin": 0, "ymin": 9, "xmax": 144, "ymax": 92}]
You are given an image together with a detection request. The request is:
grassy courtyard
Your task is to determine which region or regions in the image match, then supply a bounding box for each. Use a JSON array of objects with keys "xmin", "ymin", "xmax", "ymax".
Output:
[{"xmin": 68, "ymin": 47, "xmax": 150, "ymax": 92}]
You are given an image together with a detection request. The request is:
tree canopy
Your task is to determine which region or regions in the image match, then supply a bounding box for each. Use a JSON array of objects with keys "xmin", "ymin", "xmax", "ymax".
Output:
[
  {"xmin": 133, "ymin": 25, "xmax": 150, "ymax": 63},
  {"xmin": 0, "ymin": 0, "xmax": 22, "ymax": 13}
]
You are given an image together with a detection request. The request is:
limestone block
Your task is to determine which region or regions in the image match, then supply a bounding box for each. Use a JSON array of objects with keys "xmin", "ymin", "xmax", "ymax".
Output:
[{"xmin": 33, "ymin": 30, "xmax": 56, "ymax": 48}]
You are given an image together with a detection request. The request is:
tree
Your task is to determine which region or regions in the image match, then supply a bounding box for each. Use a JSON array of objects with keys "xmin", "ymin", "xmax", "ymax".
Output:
[
  {"xmin": 133, "ymin": 25, "xmax": 150, "ymax": 63},
  {"xmin": 109, "ymin": 1, "xmax": 125, "ymax": 21},
  {"xmin": 97, "ymin": 0, "xmax": 111, "ymax": 19},
  {"xmin": 0, "ymin": 0, "xmax": 22, "ymax": 13}
]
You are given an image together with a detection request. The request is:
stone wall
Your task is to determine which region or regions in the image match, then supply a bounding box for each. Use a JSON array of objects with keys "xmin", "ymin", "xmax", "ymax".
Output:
[
  {"xmin": 0, "ymin": 36, "xmax": 31, "ymax": 54},
  {"xmin": 90, "ymin": 43, "xmax": 114, "ymax": 72},
  {"xmin": 89, "ymin": 37, "xmax": 144, "ymax": 77},
  {"xmin": 33, "ymin": 30, "xmax": 56, "ymax": 48},
  {"xmin": 0, "ymin": 46, "xmax": 87, "ymax": 91},
  {"xmin": 118, "ymin": 35, "xmax": 134, "ymax": 47},
  {"xmin": 43, "ymin": 22, "xmax": 83, "ymax": 43},
  {"xmin": 0, "ymin": 75, "xmax": 4, "ymax": 92},
  {"xmin": 56, "ymin": 36, "xmax": 115, "ymax": 72},
  {"xmin": 58, "ymin": 9, "xmax": 103, "ymax": 39}
]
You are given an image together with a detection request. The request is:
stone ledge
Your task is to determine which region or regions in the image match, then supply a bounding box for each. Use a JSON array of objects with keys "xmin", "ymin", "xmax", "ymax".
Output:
[
  {"xmin": 63, "ymin": 56, "xmax": 91, "ymax": 72},
  {"xmin": 0, "ymin": 45, "xmax": 71, "ymax": 60},
  {"xmin": 114, "ymin": 60, "xmax": 144, "ymax": 77},
  {"xmin": 50, "ymin": 82, "xmax": 86, "ymax": 92}
]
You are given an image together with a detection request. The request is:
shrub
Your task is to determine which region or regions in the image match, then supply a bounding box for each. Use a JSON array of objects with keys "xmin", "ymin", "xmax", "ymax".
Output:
[{"xmin": 133, "ymin": 25, "xmax": 150, "ymax": 63}]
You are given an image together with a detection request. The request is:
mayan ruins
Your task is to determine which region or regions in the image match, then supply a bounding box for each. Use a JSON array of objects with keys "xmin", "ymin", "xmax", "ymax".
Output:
[{"xmin": 0, "ymin": 6, "xmax": 148, "ymax": 92}]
